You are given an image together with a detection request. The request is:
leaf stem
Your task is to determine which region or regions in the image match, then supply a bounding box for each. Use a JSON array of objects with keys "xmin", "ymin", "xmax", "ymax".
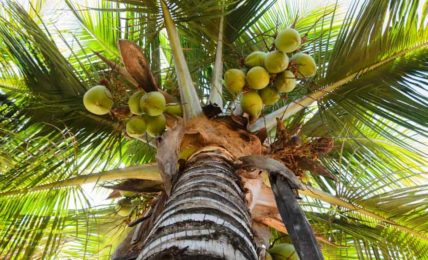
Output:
[
  {"xmin": 2, "ymin": 163, "xmax": 427, "ymax": 241},
  {"xmin": 0, "ymin": 164, "xmax": 160, "ymax": 197},
  {"xmin": 160, "ymin": 0, "xmax": 202, "ymax": 120},
  {"xmin": 209, "ymin": 13, "xmax": 224, "ymax": 108},
  {"xmin": 301, "ymin": 186, "xmax": 428, "ymax": 240}
]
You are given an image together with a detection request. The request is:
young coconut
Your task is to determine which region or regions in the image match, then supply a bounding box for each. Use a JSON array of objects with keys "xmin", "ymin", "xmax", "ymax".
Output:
[
  {"xmin": 241, "ymin": 91, "xmax": 263, "ymax": 119},
  {"xmin": 120, "ymin": 190, "xmax": 137, "ymax": 198},
  {"xmin": 83, "ymin": 85, "xmax": 113, "ymax": 115},
  {"xmin": 244, "ymin": 51, "xmax": 267, "ymax": 67},
  {"xmin": 274, "ymin": 70, "xmax": 297, "ymax": 93},
  {"xmin": 164, "ymin": 103, "xmax": 183, "ymax": 117},
  {"xmin": 246, "ymin": 66, "xmax": 270, "ymax": 90},
  {"xmin": 128, "ymin": 90, "xmax": 145, "ymax": 115},
  {"xmin": 275, "ymin": 28, "xmax": 301, "ymax": 53},
  {"xmin": 146, "ymin": 114, "xmax": 166, "ymax": 137},
  {"xmin": 140, "ymin": 91, "xmax": 166, "ymax": 116},
  {"xmin": 115, "ymin": 198, "xmax": 133, "ymax": 217},
  {"xmin": 268, "ymin": 243, "xmax": 299, "ymax": 260},
  {"xmin": 126, "ymin": 116, "xmax": 147, "ymax": 138},
  {"xmin": 224, "ymin": 69, "xmax": 246, "ymax": 94},
  {"xmin": 264, "ymin": 50, "xmax": 289, "ymax": 74},
  {"xmin": 259, "ymin": 87, "xmax": 280, "ymax": 105},
  {"xmin": 290, "ymin": 53, "xmax": 317, "ymax": 78}
]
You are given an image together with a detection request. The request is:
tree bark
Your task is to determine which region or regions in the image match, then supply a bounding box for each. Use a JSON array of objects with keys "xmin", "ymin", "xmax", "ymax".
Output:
[{"xmin": 138, "ymin": 150, "xmax": 258, "ymax": 260}]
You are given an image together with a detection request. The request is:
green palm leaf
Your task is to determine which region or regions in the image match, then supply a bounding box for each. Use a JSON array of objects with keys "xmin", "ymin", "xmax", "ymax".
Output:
[{"xmin": 1, "ymin": 0, "xmax": 427, "ymax": 258}]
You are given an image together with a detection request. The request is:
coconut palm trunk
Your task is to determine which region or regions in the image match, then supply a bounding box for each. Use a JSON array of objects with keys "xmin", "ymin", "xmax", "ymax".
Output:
[{"xmin": 138, "ymin": 150, "xmax": 258, "ymax": 260}]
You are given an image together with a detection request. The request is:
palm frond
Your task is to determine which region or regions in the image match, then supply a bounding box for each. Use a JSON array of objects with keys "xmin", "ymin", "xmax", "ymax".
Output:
[
  {"xmin": 65, "ymin": 0, "xmax": 122, "ymax": 57},
  {"xmin": 324, "ymin": 0, "xmax": 427, "ymax": 82},
  {"xmin": 251, "ymin": 0, "xmax": 428, "ymax": 134},
  {"xmin": 0, "ymin": 1, "xmax": 86, "ymax": 97},
  {"xmin": 0, "ymin": 2, "xmax": 155, "ymax": 257},
  {"xmin": 1, "ymin": 0, "xmax": 427, "ymax": 258}
]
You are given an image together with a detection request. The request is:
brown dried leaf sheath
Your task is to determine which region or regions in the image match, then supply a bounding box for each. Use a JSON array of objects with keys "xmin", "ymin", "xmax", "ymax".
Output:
[
  {"xmin": 156, "ymin": 118, "xmax": 185, "ymax": 195},
  {"xmin": 241, "ymin": 175, "xmax": 336, "ymax": 247},
  {"xmin": 118, "ymin": 40, "xmax": 158, "ymax": 92},
  {"xmin": 297, "ymin": 157, "xmax": 337, "ymax": 180},
  {"xmin": 103, "ymin": 179, "xmax": 163, "ymax": 193},
  {"xmin": 181, "ymin": 116, "xmax": 262, "ymax": 158}
]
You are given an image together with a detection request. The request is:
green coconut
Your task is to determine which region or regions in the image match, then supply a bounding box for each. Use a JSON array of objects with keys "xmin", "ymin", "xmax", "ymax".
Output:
[
  {"xmin": 241, "ymin": 91, "xmax": 263, "ymax": 119},
  {"xmin": 268, "ymin": 243, "xmax": 299, "ymax": 260},
  {"xmin": 246, "ymin": 66, "xmax": 270, "ymax": 90},
  {"xmin": 275, "ymin": 28, "xmax": 301, "ymax": 53},
  {"xmin": 128, "ymin": 90, "xmax": 145, "ymax": 115},
  {"xmin": 244, "ymin": 51, "xmax": 267, "ymax": 67},
  {"xmin": 126, "ymin": 116, "xmax": 147, "ymax": 138},
  {"xmin": 259, "ymin": 87, "xmax": 280, "ymax": 105},
  {"xmin": 140, "ymin": 91, "xmax": 166, "ymax": 116},
  {"xmin": 83, "ymin": 85, "xmax": 113, "ymax": 115},
  {"xmin": 120, "ymin": 190, "xmax": 137, "ymax": 198},
  {"xmin": 264, "ymin": 50, "xmax": 289, "ymax": 74},
  {"xmin": 146, "ymin": 114, "xmax": 167, "ymax": 137},
  {"xmin": 274, "ymin": 70, "xmax": 297, "ymax": 93},
  {"xmin": 290, "ymin": 53, "xmax": 317, "ymax": 78},
  {"xmin": 224, "ymin": 69, "xmax": 246, "ymax": 94},
  {"xmin": 115, "ymin": 198, "xmax": 133, "ymax": 217},
  {"xmin": 164, "ymin": 103, "xmax": 183, "ymax": 116}
]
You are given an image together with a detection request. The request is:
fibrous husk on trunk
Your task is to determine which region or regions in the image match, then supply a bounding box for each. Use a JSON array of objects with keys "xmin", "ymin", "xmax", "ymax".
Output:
[
  {"xmin": 269, "ymin": 118, "xmax": 336, "ymax": 180},
  {"xmin": 239, "ymin": 166, "xmax": 337, "ymax": 248},
  {"xmin": 180, "ymin": 116, "xmax": 262, "ymax": 160},
  {"xmin": 156, "ymin": 118, "xmax": 185, "ymax": 195},
  {"xmin": 104, "ymin": 179, "xmax": 163, "ymax": 197}
]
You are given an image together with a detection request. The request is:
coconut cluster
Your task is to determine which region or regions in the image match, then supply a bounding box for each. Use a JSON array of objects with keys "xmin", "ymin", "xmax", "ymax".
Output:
[
  {"xmin": 125, "ymin": 90, "xmax": 168, "ymax": 138},
  {"xmin": 223, "ymin": 28, "xmax": 317, "ymax": 120},
  {"xmin": 83, "ymin": 86, "xmax": 182, "ymax": 138}
]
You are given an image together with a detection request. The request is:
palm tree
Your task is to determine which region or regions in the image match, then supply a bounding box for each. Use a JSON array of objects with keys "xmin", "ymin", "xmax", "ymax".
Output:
[{"xmin": 0, "ymin": 0, "xmax": 427, "ymax": 259}]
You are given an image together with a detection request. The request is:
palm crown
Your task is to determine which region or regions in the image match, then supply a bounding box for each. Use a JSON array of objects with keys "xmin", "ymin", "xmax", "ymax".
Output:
[{"xmin": 0, "ymin": 0, "xmax": 427, "ymax": 259}]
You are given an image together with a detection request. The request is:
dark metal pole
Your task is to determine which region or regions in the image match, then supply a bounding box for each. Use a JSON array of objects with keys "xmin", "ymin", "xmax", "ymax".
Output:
[
  {"xmin": 269, "ymin": 173, "xmax": 324, "ymax": 260},
  {"xmin": 238, "ymin": 155, "xmax": 323, "ymax": 259}
]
